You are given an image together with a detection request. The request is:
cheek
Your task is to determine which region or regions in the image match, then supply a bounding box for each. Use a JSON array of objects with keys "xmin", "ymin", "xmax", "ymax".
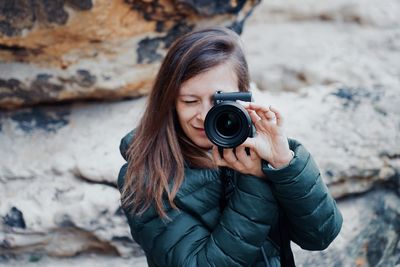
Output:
[
  {"xmin": 176, "ymin": 106, "xmax": 197, "ymax": 124},
  {"xmin": 176, "ymin": 112, "xmax": 189, "ymax": 133}
]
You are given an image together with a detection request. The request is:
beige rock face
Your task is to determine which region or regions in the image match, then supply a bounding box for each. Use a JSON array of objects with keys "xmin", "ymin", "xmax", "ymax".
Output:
[
  {"xmin": 0, "ymin": 99, "xmax": 148, "ymax": 261},
  {"xmin": 1, "ymin": 0, "xmax": 400, "ymax": 266},
  {"xmin": 0, "ymin": 0, "xmax": 260, "ymax": 109}
]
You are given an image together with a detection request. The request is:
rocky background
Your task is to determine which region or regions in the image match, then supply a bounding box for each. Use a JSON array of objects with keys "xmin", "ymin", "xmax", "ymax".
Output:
[{"xmin": 0, "ymin": 0, "xmax": 399, "ymax": 266}]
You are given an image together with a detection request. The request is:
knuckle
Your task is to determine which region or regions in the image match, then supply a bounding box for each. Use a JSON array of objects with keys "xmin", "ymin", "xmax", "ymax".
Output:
[
  {"xmin": 236, "ymin": 165, "xmax": 245, "ymax": 173},
  {"xmin": 224, "ymin": 155, "xmax": 235, "ymax": 163},
  {"xmin": 242, "ymin": 162, "xmax": 252, "ymax": 170}
]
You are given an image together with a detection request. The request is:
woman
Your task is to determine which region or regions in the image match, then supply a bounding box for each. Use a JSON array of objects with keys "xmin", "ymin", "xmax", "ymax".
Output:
[{"xmin": 117, "ymin": 27, "xmax": 342, "ymax": 267}]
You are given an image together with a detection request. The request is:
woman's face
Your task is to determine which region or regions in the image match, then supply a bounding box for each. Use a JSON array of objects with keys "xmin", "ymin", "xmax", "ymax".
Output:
[{"xmin": 176, "ymin": 63, "xmax": 239, "ymax": 149}]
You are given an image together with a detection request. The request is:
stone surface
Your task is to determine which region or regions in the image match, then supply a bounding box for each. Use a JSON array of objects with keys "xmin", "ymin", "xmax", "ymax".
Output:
[
  {"xmin": 0, "ymin": 255, "xmax": 148, "ymax": 267},
  {"xmin": 240, "ymin": 0, "xmax": 400, "ymax": 201},
  {"xmin": 1, "ymin": 0, "xmax": 400, "ymax": 266},
  {"xmin": 3, "ymin": 207, "xmax": 26, "ymax": 229},
  {"xmin": 246, "ymin": 0, "xmax": 400, "ymax": 27},
  {"xmin": 0, "ymin": 99, "xmax": 147, "ymax": 260},
  {"xmin": 252, "ymin": 83, "xmax": 400, "ymax": 197},
  {"xmin": 0, "ymin": 84, "xmax": 399, "ymax": 266},
  {"xmin": 0, "ymin": 0, "xmax": 260, "ymax": 109},
  {"xmin": 293, "ymin": 189, "xmax": 400, "ymax": 267}
]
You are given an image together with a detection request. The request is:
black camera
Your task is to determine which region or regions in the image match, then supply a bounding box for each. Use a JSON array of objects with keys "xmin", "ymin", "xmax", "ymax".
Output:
[{"xmin": 204, "ymin": 91, "xmax": 255, "ymax": 149}]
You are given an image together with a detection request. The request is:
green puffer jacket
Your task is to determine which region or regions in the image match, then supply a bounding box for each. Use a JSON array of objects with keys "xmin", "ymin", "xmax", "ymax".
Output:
[{"xmin": 117, "ymin": 130, "xmax": 343, "ymax": 267}]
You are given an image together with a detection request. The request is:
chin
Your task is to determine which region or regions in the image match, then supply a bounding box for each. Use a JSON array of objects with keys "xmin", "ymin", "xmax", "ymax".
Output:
[
  {"xmin": 200, "ymin": 144, "xmax": 213, "ymax": 150},
  {"xmin": 193, "ymin": 139, "xmax": 213, "ymax": 150}
]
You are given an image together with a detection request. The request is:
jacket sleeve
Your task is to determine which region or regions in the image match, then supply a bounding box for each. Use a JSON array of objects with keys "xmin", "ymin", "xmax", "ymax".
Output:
[
  {"xmin": 118, "ymin": 162, "xmax": 279, "ymax": 267},
  {"xmin": 262, "ymin": 138, "xmax": 343, "ymax": 250}
]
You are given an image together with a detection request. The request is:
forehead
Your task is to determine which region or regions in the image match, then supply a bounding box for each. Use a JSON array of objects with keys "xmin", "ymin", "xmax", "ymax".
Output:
[{"xmin": 179, "ymin": 63, "xmax": 239, "ymax": 96}]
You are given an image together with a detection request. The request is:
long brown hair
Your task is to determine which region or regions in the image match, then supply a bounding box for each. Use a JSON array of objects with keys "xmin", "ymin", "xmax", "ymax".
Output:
[{"xmin": 121, "ymin": 27, "xmax": 250, "ymax": 218}]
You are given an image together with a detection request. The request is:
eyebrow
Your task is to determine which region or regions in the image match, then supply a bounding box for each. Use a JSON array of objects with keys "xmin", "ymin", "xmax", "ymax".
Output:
[{"xmin": 178, "ymin": 94, "xmax": 199, "ymax": 97}]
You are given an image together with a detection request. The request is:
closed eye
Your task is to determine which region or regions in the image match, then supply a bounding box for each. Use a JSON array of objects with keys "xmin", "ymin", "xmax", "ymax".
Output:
[{"xmin": 181, "ymin": 99, "xmax": 198, "ymax": 105}]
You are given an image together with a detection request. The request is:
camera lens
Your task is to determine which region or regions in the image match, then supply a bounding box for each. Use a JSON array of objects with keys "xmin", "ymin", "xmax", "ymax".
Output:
[
  {"xmin": 215, "ymin": 112, "xmax": 241, "ymax": 137},
  {"xmin": 204, "ymin": 102, "xmax": 252, "ymax": 148}
]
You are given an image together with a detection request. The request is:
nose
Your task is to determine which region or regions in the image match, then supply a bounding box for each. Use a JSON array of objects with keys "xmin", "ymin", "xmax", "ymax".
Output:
[{"xmin": 197, "ymin": 101, "xmax": 213, "ymax": 121}]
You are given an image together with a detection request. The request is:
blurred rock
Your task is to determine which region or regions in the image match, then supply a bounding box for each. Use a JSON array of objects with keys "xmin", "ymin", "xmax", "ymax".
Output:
[
  {"xmin": 1, "ymin": 0, "xmax": 400, "ymax": 266},
  {"xmin": 293, "ymin": 189, "xmax": 400, "ymax": 267},
  {"xmin": 0, "ymin": 82, "xmax": 399, "ymax": 265},
  {"xmin": 0, "ymin": 99, "xmax": 146, "ymax": 260},
  {"xmin": 3, "ymin": 207, "xmax": 26, "ymax": 229},
  {"xmin": 247, "ymin": 0, "xmax": 400, "ymax": 27},
  {"xmin": 0, "ymin": 254, "xmax": 148, "ymax": 267},
  {"xmin": 0, "ymin": 0, "xmax": 260, "ymax": 109},
  {"xmin": 242, "ymin": 22, "xmax": 400, "ymax": 93},
  {"xmin": 250, "ymin": 82, "xmax": 400, "ymax": 199}
]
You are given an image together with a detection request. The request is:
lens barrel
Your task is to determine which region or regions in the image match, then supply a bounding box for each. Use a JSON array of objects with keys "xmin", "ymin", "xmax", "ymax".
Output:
[{"xmin": 205, "ymin": 101, "xmax": 252, "ymax": 148}]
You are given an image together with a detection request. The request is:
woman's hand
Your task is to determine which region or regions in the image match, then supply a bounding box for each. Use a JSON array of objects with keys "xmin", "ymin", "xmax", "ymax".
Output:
[
  {"xmin": 211, "ymin": 102, "xmax": 293, "ymax": 176},
  {"xmin": 239, "ymin": 102, "xmax": 293, "ymax": 168},
  {"xmin": 211, "ymin": 145, "xmax": 265, "ymax": 178}
]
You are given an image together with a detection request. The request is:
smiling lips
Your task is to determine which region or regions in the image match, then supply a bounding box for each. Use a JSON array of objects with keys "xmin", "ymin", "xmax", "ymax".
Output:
[{"xmin": 193, "ymin": 126, "xmax": 206, "ymax": 134}]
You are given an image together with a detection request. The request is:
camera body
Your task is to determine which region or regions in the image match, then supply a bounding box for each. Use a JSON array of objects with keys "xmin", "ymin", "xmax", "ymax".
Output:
[{"xmin": 204, "ymin": 91, "xmax": 255, "ymax": 149}]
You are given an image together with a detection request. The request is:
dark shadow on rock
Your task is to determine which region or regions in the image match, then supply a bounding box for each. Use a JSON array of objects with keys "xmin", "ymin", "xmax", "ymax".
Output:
[
  {"xmin": 3, "ymin": 207, "xmax": 26, "ymax": 229},
  {"xmin": 0, "ymin": 0, "xmax": 93, "ymax": 37},
  {"xmin": 330, "ymin": 86, "xmax": 385, "ymax": 110},
  {"xmin": 9, "ymin": 104, "xmax": 71, "ymax": 133},
  {"xmin": 137, "ymin": 22, "xmax": 194, "ymax": 64}
]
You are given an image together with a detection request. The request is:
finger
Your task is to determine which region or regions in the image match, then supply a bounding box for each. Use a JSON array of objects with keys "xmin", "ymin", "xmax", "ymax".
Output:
[
  {"xmin": 255, "ymin": 108, "xmax": 268, "ymax": 121},
  {"xmin": 237, "ymin": 100, "xmax": 250, "ymax": 108},
  {"xmin": 264, "ymin": 111, "xmax": 277, "ymax": 125},
  {"xmin": 269, "ymin": 106, "xmax": 284, "ymax": 127},
  {"xmin": 235, "ymin": 146, "xmax": 253, "ymax": 167},
  {"xmin": 241, "ymin": 139, "xmax": 261, "ymax": 161},
  {"xmin": 223, "ymin": 148, "xmax": 238, "ymax": 164},
  {"xmin": 241, "ymin": 101, "xmax": 271, "ymax": 114},
  {"xmin": 241, "ymin": 137, "xmax": 256, "ymax": 150},
  {"xmin": 248, "ymin": 110, "xmax": 263, "ymax": 128},
  {"xmin": 256, "ymin": 108, "xmax": 276, "ymax": 122},
  {"xmin": 249, "ymin": 109, "xmax": 260, "ymax": 121},
  {"xmin": 211, "ymin": 146, "xmax": 227, "ymax": 166},
  {"xmin": 224, "ymin": 148, "xmax": 247, "ymax": 171},
  {"xmin": 249, "ymin": 148, "xmax": 259, "ymax": 161},
  {"xmin": 235, "ymin": 146, "xmax": 247, "ymax": 159},
  {"xmin": 238, "ymin": 100, "xmax": 274, "ymax": 123},
  {"xmin": 246, "ymin": 103, "xmax": 276, "ymax": 125}
]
